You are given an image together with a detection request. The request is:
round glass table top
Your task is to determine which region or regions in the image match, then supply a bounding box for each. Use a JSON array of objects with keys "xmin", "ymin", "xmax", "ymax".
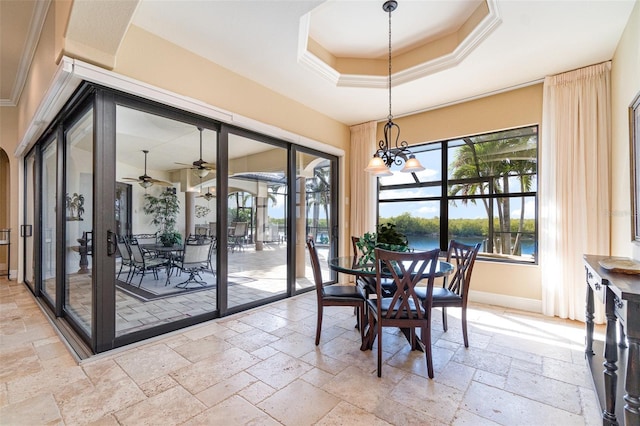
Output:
[{"xmin": 328, "ymin": 256, "xmax": 453, "ymax": 278}]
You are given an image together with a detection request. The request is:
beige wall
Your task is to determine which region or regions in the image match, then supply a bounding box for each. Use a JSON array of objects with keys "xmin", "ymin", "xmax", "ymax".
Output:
[
  {"xmin": 115, "ymin": 26, "xmax": 350, "ymax": 152},
  {"xmin": 0, "ymin": 2, "xmax": 69, "ymax": 276},
  {"xmin": 375, "ymin": 84, "xmax": 544, "ymax": 303},
  {"xmin": 611, "ymin": 0, "xmax": 640, "ymax": 260}
]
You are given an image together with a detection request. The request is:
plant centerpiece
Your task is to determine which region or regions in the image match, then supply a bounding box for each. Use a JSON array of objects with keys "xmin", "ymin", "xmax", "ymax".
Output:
[
  {"xmin": 143, "ymin": 188, "xmax": 182, "ymax": 247},
  {"xmin": 356, "ymin": 222, "xmax": 409, "ymax": 264}
]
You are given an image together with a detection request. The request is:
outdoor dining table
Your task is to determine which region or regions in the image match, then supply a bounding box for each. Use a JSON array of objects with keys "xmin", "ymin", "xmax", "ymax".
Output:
[
  {"xmin": 328, "ymin": 255, "xmax": 454, "ymax": 351},
  {"xmin": 140, "ymin": 243, "xmax": 183, "ymax": 285}
]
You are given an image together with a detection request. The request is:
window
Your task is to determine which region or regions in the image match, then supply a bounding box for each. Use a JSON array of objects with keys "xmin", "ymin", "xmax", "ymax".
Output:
[{"xmin": 378, "ymin": 126, "xmax": 538, "ymax": 263}]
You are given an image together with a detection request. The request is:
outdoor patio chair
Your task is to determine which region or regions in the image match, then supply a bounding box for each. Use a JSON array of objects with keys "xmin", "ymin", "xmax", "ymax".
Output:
[
  {"xmin": 128, "ymin": 238, "xmax": 170, "ymax": 287},
  {"xmin": 116, "ymin": 236, "xmax": 134, "ymax": 283},
  {"xmin": 229, "ymin": 222, "xmax": 248, "ymax": 252},
  {"xmin": 175, "ymin": 239, "xmax": 213, "ymax": 288}
]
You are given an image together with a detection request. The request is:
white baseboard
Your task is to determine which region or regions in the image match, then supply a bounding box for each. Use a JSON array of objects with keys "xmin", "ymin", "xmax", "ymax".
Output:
[{"xmin": 468, "ymin": 289, "xmax": 542, "ymax": 314}]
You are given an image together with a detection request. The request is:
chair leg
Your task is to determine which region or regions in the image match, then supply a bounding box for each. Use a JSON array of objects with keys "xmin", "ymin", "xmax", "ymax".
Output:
[
  {"xmin": 315, "ymin": 305, "xmax": 323, "ymax": 346},
  {"xmin": 360, "ymin": 304, "xmax": 366, "ymax": 341},
  {"xmin": 422, "ymin": 325, "xmax": 434, "ymax": 379},
  {"xmin": 461, "ymin": 307, "xmax": 469, "ymax": 348},
  {"xmin": 442, "ymin": 307, "xmax": 448, "ymax": 332},
  {"xmin": 377, "ymin": 320, "xmax": 383, "ymax": 377}
]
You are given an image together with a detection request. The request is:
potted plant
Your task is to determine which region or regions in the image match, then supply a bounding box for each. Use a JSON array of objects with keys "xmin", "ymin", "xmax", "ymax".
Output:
[
  {"xmin": 356, "ymin": 222, "xmax": 409, "ymax": 264},
  {"xmin": 143, "ymin": 188, "xmax": 181, "ymax": 246},
  {"xmin": 159, "ymin": 230, "xmax": 182, "ymax": 247},
  {"xmin": 65, "ymin": 192, "xmax": 85, "ymax": 220}
]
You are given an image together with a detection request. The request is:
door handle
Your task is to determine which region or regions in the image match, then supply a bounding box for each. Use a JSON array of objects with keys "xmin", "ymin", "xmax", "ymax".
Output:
[
  {"xmin": 107, "ymin": 230, "xmax": 117, "ymax": 256},
  {"xmin": 20, "ymin": 224, "xmax": 32, "ymax": 237}
]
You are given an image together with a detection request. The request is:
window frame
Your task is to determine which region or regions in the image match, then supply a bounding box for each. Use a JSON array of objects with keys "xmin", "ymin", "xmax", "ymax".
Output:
[{"xmin": 377, "ymin": 125, "xmax": 539, "ymax": 264}]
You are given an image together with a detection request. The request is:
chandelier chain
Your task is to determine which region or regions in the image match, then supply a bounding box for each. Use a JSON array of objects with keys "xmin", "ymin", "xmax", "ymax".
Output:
[{"xmin": 387, "ymin": 5, "xmax": 393, "ymax": 122}]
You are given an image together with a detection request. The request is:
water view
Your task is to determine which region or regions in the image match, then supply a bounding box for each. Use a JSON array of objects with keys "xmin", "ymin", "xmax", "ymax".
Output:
[{"xmin": 406, "ymin": 235, "xmax": 536, "ymax": 257}]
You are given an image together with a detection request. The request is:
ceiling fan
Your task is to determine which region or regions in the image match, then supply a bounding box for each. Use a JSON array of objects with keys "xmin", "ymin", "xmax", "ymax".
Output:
[
  {"xmin": 197, "ymin": 187, "xmax": 215, "ymax": 201},
  {"xmin": 175, "ymin": 127, "xmax": 215, "ymax": 178},
  {"xmin": 122, "ymin": 150, "xmax": 172, "ymax": 188}
]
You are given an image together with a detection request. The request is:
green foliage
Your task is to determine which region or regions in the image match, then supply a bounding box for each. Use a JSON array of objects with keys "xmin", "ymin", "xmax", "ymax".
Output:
[
  {"xmin": 159, "ymin": 231, "xmax": 182, "ymax": 247},
  {"xmin": 380, "ymin": 215, "xmax": 536, "ymax": 238},
  {"xmin": 356, "ymin": 222, "xmax": 409, "ymax": 264},
  {"xmin": 143, "ymin": 189, "xmax": 180, "ymax": 235}
]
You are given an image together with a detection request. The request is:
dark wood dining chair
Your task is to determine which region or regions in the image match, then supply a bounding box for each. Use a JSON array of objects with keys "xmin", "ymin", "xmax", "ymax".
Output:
[
  {"xmin": 307, "ymin": 238, "xmax": 366, "ymax": 346},
  {"xmin": 416, "ymin": 240, "xmax": 480, "ymax": 347},
  {"xmin": 351, "ymin": 236, "xmax": 396, "ymax": 297},
  {"xmin": 368, "ymin": 247, "xmax": 440, "ymax": 378}
]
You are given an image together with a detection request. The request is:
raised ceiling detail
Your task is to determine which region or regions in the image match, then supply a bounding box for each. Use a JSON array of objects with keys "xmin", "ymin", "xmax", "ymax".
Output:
[{"xmin": 298, "ymin": 0, "xmax": 501, "ymax": 88}]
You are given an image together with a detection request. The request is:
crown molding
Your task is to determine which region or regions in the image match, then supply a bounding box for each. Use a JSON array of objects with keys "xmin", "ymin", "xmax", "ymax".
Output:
[
  {"xmin": 0, "ymin": 0, "xmax": 51, "ymax": 107},
  {"xmin": 299, "ymin": 0, "xmax": 502, "ymax": 89}
]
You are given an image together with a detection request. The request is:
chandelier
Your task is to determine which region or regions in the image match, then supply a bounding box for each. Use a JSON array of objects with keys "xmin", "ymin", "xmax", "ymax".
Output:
[{"xmin": 365, "ymin": 0, "xmax": 425, "ymax": 177}]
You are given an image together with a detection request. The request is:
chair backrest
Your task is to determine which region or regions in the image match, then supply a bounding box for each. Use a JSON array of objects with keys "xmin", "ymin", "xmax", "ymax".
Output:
[
  {"xmin": 182, "ymin": 241, "xmax": 211, "ymax": 265},
  {"xmin": 195, "ymin": 225, "xmax": 209, "ymax": 236},
  {"xmin": 445, "ymin": 240, "xmax": 481, "ymax": 300},
  {"xmin": 374, "ymin": 247, "xmax": 440, "ymax": 320},
  {"xmin": 351, "ymin": 236, "xmax": 360, "ymax": 256},
  {"xmin": 306, "ymin": 238, "xmax": 324, "ymax": 299},
  {"xmin": 128, "ymin": 239, "xmax": 146, "ymax": 264},
  {"xmin": 116, "ymin": 236, "xmax": 131, "ymax": 261},
  {"xmin": 132, "ymin": 233, "xmax": 157, "ymax": 246},
  {"xmin": 232, "ymin": 222, "xmax": 248, "ymax": 237}
]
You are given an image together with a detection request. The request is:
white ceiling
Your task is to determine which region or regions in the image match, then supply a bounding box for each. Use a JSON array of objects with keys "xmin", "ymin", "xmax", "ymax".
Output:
[
  {"xmin": 1, "ymin": 0, "xmax": 636, "ymax": 158},
  {"xmin": 129, "ymin": 0, "xmax": 636, "ymax": 126}
]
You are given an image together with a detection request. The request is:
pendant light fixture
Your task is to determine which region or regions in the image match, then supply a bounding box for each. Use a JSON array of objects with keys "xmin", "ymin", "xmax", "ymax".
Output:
[{"xmin": 365, "ymin": 1, "xmax": 425, "ymax": 176}]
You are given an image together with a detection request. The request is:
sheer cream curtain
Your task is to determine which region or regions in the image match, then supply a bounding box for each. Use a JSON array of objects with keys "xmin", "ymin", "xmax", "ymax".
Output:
[
  {"xmin": 349, "ymin": 121, "xmax": 378, "ymax": 249},
  {"xmin": 540, "ymin": 62, "xmax": 611, "ymax": 322}
]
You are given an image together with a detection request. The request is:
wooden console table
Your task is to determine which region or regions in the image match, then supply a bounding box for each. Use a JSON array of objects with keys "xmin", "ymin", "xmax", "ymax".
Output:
[{"xmin": 584, "ymin": 255, "xmax": 640, "ymax": 426}]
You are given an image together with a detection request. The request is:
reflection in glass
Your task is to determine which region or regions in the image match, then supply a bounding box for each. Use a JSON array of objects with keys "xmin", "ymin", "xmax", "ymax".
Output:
[
  {"xmin": 296, "ymin": 154, "xmax": 334, "ymax": 291},
  {"xmin": 65, "ymin": 109, "xmax": 94, "ymax": 336},
  {"xmin": 114, "ymin": 105, "xmax": 218, "ymax": 336},
  {"xmin": 227, "ymin": 133, "xmax": 288, "ymax": 307},
  {"xmin": 41, "ymin": 140, "xmax": 57, "ymax": 304}
]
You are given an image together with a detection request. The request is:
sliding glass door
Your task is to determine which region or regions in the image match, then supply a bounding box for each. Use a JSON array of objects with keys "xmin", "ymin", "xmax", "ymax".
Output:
[
  {"xmin": 41, "ymin": 137, "xmax": 57, "ymax": 306},
  {"xmin": 64, "ymin": 107, "xmax": 94, "ymax": 337},
  {"xmin": 295, "ymin": 149, "xmax": 338, "ymax": 292},
  {"xmin": 225, "ymin": 130, "xmax": 288, "ymax": 310},
  {"xmin": 23, "ymin": 149, "xmax": 36, "ymax": 292},
  {"xmin": 23, "ymin": 83, "xmax": 340, "ymax": 354},
  {"xmin": 114, "ymin": 104, "xmax": 219, "ymax": 337}
]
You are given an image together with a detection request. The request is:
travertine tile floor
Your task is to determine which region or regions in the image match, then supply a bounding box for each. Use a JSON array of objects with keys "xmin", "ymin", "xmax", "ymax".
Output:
[{"xmin": 1, "ymin": 276, "xmax": 603, "ymax": 425}]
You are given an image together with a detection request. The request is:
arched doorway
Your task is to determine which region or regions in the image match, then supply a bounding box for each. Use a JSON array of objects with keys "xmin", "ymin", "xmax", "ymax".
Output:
[{"xmin": 0, "ymin": 148, "xmax": 11, "ymax": 279}]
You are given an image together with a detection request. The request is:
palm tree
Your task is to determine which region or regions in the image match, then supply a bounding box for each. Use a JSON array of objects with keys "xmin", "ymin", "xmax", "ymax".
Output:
[
  {"xmin": 449, "ymin": 134, "xmax": 536, "ymax": 255},
  {"xmin": 306, "ymin": 166, "xmax": 331, "ymax": 242}
]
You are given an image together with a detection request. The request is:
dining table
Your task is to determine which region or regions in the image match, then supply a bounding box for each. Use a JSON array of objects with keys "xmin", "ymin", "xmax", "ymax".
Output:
[
  {"xmin": 328, "ymin": 255, "xmax": 454, "ymax": 351},
  {"xmin": 140, "ymin": 243, "xmax": 184, "ymax": 285}
]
